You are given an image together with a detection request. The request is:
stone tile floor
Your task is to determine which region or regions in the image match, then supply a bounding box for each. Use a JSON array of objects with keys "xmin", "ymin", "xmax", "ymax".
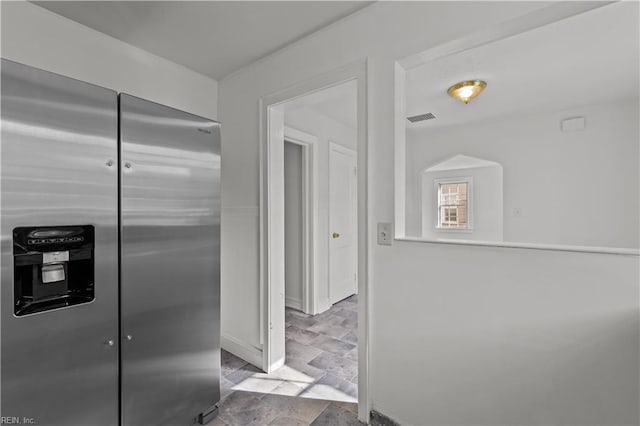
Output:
[{"xmin": 214, "ymin": 295, "xmax": 361, "ymax": 425}]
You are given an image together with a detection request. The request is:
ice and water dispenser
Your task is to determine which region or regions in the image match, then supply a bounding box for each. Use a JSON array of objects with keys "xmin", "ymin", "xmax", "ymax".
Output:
[{"xmin": 13, "ymin": 225, "xmax": 95, "ymax": 316}]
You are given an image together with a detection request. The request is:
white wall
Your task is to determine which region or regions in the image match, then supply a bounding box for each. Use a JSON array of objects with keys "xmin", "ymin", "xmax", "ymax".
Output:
[
  {"xmin": 407, "ymin": 99, "xmax": 639, "ymax": 248},
  {"xmin": 287, "ymin": 107, "xmax": 357, "ymax": 151},
  {"xmin": 0, "ymin": 1, "xmax": 218, "ymax": 119},
  {"xmin": 421, "ymin": 166, "xmax": 503, "ymax": 241},
  {"xmin": 219, "ymin": 2, "xmax": 639, "ymax": 425},
  {"xmin": 284, "ymin": 142, "xmax": 303, "ymax": 310}
]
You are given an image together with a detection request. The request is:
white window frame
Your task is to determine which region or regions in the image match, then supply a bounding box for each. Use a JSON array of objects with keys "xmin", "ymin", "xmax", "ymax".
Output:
[{"xmin": 434, "ymin": 177, "xmax": 473, "ymax": 232}]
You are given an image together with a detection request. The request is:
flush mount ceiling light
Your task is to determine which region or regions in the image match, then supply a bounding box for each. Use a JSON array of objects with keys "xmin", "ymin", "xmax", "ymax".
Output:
[{"xmin": 447, "ymin": 80, "xmax": 487, "ymax": 104}]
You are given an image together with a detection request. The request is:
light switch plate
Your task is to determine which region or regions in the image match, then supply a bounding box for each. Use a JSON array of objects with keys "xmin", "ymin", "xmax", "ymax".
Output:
[{"xmin": 377, "ymin": 222, "xmax": 393, "ymax": 245}]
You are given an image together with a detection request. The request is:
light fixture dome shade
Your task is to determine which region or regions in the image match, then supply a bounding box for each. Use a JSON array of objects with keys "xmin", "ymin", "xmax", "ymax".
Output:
[{"xmin": 447, "ymin": 80, "xmax": 487, "ymax": 104}]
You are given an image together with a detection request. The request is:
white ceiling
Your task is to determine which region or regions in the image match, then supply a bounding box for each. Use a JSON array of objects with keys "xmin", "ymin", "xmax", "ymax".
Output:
[
  {"xmin": 284, "ymin": 80, "xmax": 357, "ymax": 129},
  {"xmin": 32, "ymin": 1, "xmax": 373, "ymax": 80},
  {"xmin": 405, "ymin": 2, "xmax": 639, "ymax": 129}
]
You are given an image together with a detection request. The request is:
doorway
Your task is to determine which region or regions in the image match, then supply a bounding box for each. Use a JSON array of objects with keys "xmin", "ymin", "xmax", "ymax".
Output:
[
  {"xmin": 278, "ymin": 81, "xmax": 359, "ymax": 404},
  {"xmin": 284, "ymin": 140, "xmax": 305, "ymax": 311},
  {"xmin": 259, "ymin": 62, "xmax": 368, "ymax": 421},
  {"xmin": 283, "ymin": 127, "xmax": 316, "ymax": 315}
]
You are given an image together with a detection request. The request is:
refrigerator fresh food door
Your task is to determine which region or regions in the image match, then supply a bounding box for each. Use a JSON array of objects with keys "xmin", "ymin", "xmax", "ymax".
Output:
[
  {"xmin": 119, "ymin": 94, "xmax": 221, "ymax": 426},
  {"xmin": 0, "ymin": 59, "xmax": 119, "ymax": 426}
]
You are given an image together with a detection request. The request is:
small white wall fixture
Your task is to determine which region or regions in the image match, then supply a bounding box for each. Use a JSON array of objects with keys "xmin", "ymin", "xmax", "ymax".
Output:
[{"xmin": 259, "ymin": 61, "xmax": 369, "ymax": 422}]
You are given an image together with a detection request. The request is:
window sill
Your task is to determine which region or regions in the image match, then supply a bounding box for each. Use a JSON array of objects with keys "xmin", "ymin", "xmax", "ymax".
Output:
[{"xmin": 434, "ymin": 227, "xmax": 473, "ymax": 233}]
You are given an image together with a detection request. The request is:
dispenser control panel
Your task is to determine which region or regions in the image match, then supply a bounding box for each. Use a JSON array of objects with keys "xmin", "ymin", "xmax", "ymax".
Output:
[{"xmin": 13, "ymin": 225, "xmax": 95, "ymax": 316}]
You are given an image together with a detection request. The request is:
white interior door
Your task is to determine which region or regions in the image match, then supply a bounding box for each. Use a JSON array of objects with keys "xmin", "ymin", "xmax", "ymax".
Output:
[{"xmin": 329, "ymin": 142, "xmax": 357, "ymax": 305}]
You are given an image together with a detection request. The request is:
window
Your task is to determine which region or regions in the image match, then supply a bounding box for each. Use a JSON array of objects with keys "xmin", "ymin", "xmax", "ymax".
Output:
[{"xmin": 437, "ymin": 180, "xmax": 469, "ymax": 229}]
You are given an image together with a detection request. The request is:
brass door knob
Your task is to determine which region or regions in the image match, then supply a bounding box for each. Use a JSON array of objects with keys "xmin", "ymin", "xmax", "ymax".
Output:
[{"xmin": 332, "ymin": 232, "xmax": 340, "ymax": 239}]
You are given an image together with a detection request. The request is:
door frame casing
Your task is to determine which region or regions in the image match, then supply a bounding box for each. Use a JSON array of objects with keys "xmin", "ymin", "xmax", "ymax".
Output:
[
  {"xmin": 259, "ymin": 59, "xmax": 369, "ymax": 422},
  {"xmin": 284, "ymin": 126, "xmax": 317, "ymax": 315}
]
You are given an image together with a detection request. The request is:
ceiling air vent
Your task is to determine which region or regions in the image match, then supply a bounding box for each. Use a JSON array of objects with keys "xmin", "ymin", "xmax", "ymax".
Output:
[{"xmin": 407, "ymin": 112, "xmax": 436, "ymax": 123}]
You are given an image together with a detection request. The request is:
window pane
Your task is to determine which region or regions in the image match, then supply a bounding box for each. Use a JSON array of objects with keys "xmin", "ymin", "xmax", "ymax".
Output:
[{"xmin": 437, "ymin": 181, "xmax": 468, "ymax": 229}]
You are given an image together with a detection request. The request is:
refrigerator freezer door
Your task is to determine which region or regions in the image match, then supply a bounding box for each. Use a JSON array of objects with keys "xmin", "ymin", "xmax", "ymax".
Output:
[
  {"xmin": 1, "ymin": 59, "xmax": 119, "ymax": 425},
  {"xmin": 119, "ymin": 94, "xmax": 221, "ymax": 425}
]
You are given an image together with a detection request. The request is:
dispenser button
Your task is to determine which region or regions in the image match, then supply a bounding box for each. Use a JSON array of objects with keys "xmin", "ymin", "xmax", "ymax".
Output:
[{"xmin": 43, "ymin": 251, "xmax": 69, "ymax": 263}]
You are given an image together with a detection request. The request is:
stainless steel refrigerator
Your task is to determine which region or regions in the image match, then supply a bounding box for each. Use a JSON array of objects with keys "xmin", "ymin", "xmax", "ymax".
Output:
[{"xmin": 1, "ymin": 59, "xmax": 221, "ymax": 426}]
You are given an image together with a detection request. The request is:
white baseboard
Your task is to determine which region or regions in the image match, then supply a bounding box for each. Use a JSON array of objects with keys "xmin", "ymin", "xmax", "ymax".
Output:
[
  {"xmin": 221, "ymin": 333, "xmax": 262, "ymax": 369},
  {"xmin": 285, "ymin": 296, "xmax": 303, "ymax": 311}
]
